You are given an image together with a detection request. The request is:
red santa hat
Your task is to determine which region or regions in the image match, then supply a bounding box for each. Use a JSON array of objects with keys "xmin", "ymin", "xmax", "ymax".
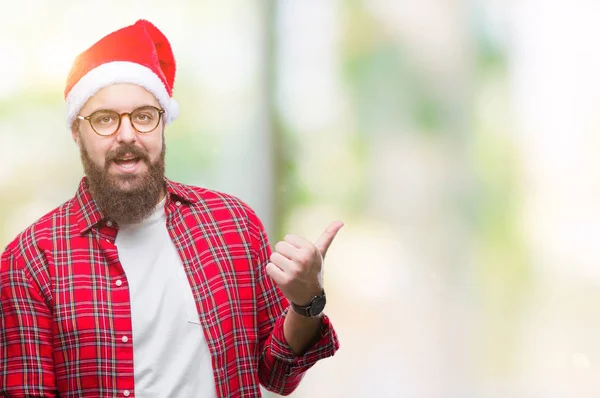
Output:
[{"xmin": 64, "ymin": 19, "xmax": 179, "ymax": 127}]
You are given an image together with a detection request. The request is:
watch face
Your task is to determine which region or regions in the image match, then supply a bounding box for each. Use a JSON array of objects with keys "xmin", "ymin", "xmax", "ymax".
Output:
[{"xmin": 309, "ymin": 295, "xmax": 326, "ymax": 316}]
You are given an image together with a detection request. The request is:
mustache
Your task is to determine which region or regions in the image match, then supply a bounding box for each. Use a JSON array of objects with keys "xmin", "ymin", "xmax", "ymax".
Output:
[{"xmin": 105, "ymin": 144, "xmax": 150, "ymax": 164}]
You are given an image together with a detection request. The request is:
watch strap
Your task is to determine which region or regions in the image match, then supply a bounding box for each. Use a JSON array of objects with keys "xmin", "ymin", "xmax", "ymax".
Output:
[{"xmin": 290, "ymin": 290, "xmax": 326, "ymax": 317}]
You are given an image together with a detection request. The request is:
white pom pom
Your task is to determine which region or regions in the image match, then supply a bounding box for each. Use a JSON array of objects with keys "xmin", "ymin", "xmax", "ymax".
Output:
[{"xmin": 166, "ymin": 98, "xmax": 180, "ymax": 124}]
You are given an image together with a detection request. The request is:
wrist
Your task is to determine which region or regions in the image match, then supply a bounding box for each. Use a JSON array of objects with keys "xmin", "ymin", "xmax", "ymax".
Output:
[
  {"xmin": 290, "ymin": 289, "xmax": 326, "ymax": 317},
  {"xmin": 292, "ymin": 285, "xmax": 324, "ymax": 307}
]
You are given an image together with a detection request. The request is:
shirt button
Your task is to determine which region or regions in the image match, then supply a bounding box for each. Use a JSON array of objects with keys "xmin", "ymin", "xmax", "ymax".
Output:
[
  {"xmin": 106, "ymin": 221, "xmax": 113, "ymax": 227},
  {"xmin": 123, "ymin": 390, "xmax": 130, "ymax": 397},
  {"xmin": 121, "ymin": 336, "xmax": 129, "ymax": 343},
  {"xmin": 115, "ymin": 280, "xmax": 123, "ymax": 287},
  {"xmin": 176, "ymin": 201, "xmax": 181, "ymax": 206}
]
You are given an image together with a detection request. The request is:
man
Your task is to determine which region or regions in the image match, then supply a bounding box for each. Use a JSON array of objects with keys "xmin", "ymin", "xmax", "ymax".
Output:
[{"xmin": 0, "ymin": 20, "xmax": 342, "ymax": 397}]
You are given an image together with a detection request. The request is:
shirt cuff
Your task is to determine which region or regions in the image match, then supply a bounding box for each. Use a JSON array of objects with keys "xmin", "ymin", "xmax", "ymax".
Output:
[{"xmin": 269, "ymin": 307, "xmax": 340, "ymax": 374}]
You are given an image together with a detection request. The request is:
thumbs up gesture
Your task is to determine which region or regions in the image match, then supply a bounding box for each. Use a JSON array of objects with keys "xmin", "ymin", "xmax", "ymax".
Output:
[{"xmin": 266, "ymin": 221, "xmax": 344, "ymax": 306}]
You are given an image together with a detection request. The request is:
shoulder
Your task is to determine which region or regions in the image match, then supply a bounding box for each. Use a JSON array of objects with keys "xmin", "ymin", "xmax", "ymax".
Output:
[
  {"xmin": 0, "ymin": 201, "xmax": 72, "ymax": 305},
  {"xmin": 167, "ymin": 180, "xmax": 262, "ymax": 223},
  {"xmin": 167, "ymin": 180, "xmax": 269, "ymax": 247},
  {"xmin": 2, "ymin": 197, "xmax": 76, "ymax": 265}
]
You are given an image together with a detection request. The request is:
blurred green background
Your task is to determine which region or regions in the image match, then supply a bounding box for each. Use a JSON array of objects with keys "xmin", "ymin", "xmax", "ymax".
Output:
[{"xmin": 1, "ymin": 0, "xmax": 600, "ymax": 397}]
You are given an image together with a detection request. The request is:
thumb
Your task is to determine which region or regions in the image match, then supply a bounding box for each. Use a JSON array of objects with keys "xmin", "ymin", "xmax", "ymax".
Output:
[{"xmin": 314, "ymin": 220, "xmax": 344, "ymax": 258}]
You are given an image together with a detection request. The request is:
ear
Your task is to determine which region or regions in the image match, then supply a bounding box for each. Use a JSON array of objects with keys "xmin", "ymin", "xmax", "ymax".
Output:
[{"xmin": 71, "ymin": 121, "xmax": 81, "ymax": 147}]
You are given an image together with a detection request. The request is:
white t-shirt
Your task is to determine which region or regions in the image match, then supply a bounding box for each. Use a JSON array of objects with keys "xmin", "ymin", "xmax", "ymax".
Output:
[{"xmin": 115, "ymin": 197, "xmax": 217, "ymax": 397}]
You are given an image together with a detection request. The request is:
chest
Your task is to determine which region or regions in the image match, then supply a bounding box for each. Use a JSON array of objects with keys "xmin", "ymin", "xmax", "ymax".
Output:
[{"xmin": 49, "ymin": 214, "xmax": 259, "ymax": 355}]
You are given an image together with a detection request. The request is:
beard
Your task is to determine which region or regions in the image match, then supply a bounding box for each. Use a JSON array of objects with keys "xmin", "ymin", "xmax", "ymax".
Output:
[{"xmin": 80, "ymin": 139, "xmax": 166, "ymax": 224}]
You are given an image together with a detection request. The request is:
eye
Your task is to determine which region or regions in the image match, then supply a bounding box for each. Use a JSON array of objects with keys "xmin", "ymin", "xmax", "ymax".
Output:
[
  {"xmin": 91, "ymin": 112, "xmax": 117, "ymax": 125},
  {"xmin": 135, "ymin": 113, "xmax": 151, "ymax": 122},
  {"xmin": 132, "ymin": 108, "xmax": 158, "ymax": 125}
]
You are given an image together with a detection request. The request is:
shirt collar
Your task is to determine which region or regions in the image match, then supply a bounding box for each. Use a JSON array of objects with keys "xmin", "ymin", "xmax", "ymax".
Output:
[{"xmin": 73, "ymin": 177, "xmax": 199, "ymax": 234}]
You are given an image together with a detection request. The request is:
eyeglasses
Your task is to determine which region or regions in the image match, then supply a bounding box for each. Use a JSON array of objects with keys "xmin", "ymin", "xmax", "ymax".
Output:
[{"xmin": 77, "ymin": 106, "xmax": 165, "ymax": 137}]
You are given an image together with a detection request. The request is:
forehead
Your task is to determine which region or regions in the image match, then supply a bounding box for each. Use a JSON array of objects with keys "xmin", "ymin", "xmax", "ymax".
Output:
[{"xmin": 81, "ymin": 83, "xmax": 160, "ymax": 114}]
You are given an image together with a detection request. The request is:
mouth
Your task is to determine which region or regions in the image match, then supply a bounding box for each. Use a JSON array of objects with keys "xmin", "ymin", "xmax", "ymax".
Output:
[{"xmin": 112, "ymin": 156, "xmax": 142, "ymax": 173}]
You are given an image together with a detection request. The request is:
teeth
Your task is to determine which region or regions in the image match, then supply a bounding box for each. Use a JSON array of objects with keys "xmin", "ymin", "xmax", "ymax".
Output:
[{"xmin": 113, "ymin": 157, "xmax": 139, "ymax": 171}]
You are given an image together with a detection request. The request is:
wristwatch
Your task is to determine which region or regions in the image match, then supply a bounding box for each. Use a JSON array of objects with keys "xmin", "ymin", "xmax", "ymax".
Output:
[{"xmin": 290, "ymin": 290, "xmax": 327, "ymax": 317}]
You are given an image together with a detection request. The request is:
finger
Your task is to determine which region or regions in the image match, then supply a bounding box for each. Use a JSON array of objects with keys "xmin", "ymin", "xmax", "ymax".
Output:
[
  {"xmin": 283, "ymin": 234, "xmax": 313, "ymax": 250},
  {"xmin": 282, "ymin": 235, "xmax": 319, "ymax": 266},
  {"xmin": 269, "ymin": 251, "xmax": 295, "ymax": 272},
  {"xmin": 315, "ymin": 220, "xmax": 344, "ymax": 258},
  {"xmin": 266, "ymin": 262, "xmax": 288, "ymax": 285},
  {"xmin": 274, "ymin": 241, "xmax": 301, "ymax": 261}
]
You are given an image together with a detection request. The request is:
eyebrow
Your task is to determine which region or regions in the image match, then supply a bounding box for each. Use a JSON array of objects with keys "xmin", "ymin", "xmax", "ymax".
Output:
[{"xmin": 85, "ymin": 104, "xmax": 157, "ymax": 115}]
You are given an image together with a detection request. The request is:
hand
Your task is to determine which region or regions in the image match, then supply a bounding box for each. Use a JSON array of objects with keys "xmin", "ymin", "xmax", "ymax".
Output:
[{"xmin": 266, "ymin": 220, "xmax": 344, "ymax": 306}]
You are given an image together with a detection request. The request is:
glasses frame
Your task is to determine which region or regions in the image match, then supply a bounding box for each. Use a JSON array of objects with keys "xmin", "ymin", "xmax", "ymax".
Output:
[{"xmin": 77, "ymin": 106, "xmax": 165, "ymax": 137}]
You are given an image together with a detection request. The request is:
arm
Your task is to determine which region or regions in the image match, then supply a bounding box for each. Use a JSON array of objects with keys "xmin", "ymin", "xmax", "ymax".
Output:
[
  {"xmin": 249, "ymin": 211, "xmax": 340, "ymax": 395},
  {"xmin": 0, "ymin": 247, "xmax": 56, "ymax": 397},
  {"xmin": 283, "ymin": 309, "xmax": 322, "ymax": 356}
]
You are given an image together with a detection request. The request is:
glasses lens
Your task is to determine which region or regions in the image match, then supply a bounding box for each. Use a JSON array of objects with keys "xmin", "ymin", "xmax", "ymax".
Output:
[
  {"xmin": 131, "ymin": 106, "xmax": 161, "ymax": 133},
  {"xmin": 90, "ymin": 110, "xmax": 120, "ymax": 136}
]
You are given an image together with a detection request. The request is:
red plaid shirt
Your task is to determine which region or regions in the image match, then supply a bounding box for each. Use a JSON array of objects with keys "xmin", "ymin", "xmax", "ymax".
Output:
[{"xmin": 0, "ymin": 178, "xmax": 339, "ymax": 397}]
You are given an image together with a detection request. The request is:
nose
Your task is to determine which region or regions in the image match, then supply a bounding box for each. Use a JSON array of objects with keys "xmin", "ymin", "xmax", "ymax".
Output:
[{"xmin": 115, "ymin": 114, "xmax": 137, "ymax": 144}]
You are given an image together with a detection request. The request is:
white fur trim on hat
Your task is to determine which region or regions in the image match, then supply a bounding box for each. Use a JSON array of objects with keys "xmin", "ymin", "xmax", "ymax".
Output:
[{"xmin": 65, "ymin": 61, "xmax": 178, "ymax": 127}]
